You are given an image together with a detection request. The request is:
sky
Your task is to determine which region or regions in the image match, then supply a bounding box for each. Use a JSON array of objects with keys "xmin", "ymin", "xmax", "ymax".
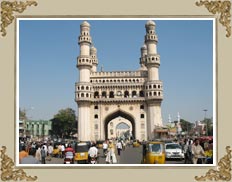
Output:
[{"xmin": 18, "ymin": 18, "xmax": 214, "ymax": 124}]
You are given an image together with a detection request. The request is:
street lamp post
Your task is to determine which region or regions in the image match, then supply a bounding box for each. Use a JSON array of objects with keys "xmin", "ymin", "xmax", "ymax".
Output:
[{"xmin": 203, "ymin": 109, "xmax": 208, "ymax": 136}]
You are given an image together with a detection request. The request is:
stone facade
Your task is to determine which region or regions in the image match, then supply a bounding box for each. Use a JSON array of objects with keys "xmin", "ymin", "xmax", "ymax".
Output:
[{"xmin": 75, "ymin": 20, "xmax": 163, "ymax": 141}]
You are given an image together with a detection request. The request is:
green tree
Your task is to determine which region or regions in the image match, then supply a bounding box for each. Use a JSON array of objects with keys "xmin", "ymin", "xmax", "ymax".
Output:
[
  {"xmin": 51, "ymin": 108, "xmax": 77, "ymax": 139},
  {"xmin": 202, "ymin": 118, "xmax": 213, "ymax": 136},
  {"xmin": 174, "ymin": 119, "xmax": 194, "ymax": 134},
  {"xmin": 19, "ymin": 108, "xmax": 27, "ymax": 120}
]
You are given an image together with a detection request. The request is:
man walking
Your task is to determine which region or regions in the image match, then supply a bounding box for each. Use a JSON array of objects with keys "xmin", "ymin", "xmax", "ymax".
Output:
[{"xmin": 116, "ymin": 140, "xmax": 122, "ymax": 156}]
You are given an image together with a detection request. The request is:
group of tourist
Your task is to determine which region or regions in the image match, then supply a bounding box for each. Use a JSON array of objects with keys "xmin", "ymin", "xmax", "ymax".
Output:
[
  {"xmin": 19, "ymin": 140, "xmax": 72, "ymax": 164},
  {"xmin": 180, "ymin": 137, "xmax": 213, "ymax": 164}
]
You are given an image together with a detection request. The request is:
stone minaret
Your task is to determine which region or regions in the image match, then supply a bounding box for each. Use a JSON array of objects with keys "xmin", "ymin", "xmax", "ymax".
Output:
[
  {"xmin": 144, "ymin": 20, "xmax": 163, "ymax": 140},
  {"xmin": 90, "ymin": 46, "xmax": 98, "ymax": 72},
  {"xmin": 75, "ymin": 21, "xmax": 93, "ymax": 141},
  {"xmin": 139, "ymin": 44, "xmax": 147, "ymax": 70}
]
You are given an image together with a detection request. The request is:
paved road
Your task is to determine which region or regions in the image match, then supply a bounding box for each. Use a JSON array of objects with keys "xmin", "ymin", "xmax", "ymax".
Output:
[{"xmin": 46, "ymin": 145, "xmax": 184, "ymax": 165}]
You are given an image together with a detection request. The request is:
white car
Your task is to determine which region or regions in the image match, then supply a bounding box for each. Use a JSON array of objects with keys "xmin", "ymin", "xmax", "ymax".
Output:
[{"xmin": 165, "ymin": 143, "xmax": 184, "ymax": 160}]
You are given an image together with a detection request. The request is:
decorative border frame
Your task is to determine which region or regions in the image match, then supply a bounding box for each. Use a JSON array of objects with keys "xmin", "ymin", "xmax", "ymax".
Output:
[
  {"xmin": 0, "ymin": 0, "xmax": 37, "ymax": 37},
  {"xmin": 0, "ymin": 0, "xmax": 231, "ymax": 182},
  {"xmin": 0, "ymin": 146, "xmax": 37, "ymax": 181}
]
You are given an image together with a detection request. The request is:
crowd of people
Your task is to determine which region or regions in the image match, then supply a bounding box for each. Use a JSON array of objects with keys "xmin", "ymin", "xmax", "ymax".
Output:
[
  {"xmin": 19, "ymin": 140, "xmax": 75, "ymax": 164},
  {"xmin": 19, "ymin": 136, "xmax": 213, "ymax": 165},
  {"xmin": 177, "ymin": 137, "xmax": 213, "ymax": 164}
]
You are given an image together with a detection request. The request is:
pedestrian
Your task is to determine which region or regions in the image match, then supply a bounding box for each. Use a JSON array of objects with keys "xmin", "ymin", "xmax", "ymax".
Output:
[
  {"xmin": 19, "ymin": 145, "xmax": 28, "ymax": 164},
  {"xmin": 61, "ymin": 144, "xmax": 65, "ymax": 158},
  {"xmin": 42, "ymin": 143, "xmax": 48, "ymax": 156},
  {"xmin": 88, "ymin": 143, "xmax": 98, "ymax": 163},
  {"xmin": 192, "ymin": 139, "xmax": 205, "ymax": 164},
  {"xmin": 121, "ymin": 140, "xmax": 126, "ymax": 151},
  {"xmin": 58, "ymin": 144, "xmax": 62, "ymax": 158},
  {"xmin": 102, "ymin": 140, "xmax": 108, "ymax": 156},
  {"xmin": 21, "ymin": 148, "xmax": 41, "ymax": 164},
  {"xmin": 183, "ymin": 140, "xmax": 190, "ymax": 164},
  {"xmin": 116, "ymin": 140, "xmax": 122, "ymax": 156},
  {"xmin": 41, "ymin": 146, "xmax": 46, "ymax": 164},
  {"xmin": 48, "ymin": 143, "xmax": 53, "ymax": 157},
  {"xmin": 106, "ymin": 140, "xmax": 117, "ymax": 164},
  {"xmin": 35, "ymin": 145, "xmax": 41, "ymax": 162}
]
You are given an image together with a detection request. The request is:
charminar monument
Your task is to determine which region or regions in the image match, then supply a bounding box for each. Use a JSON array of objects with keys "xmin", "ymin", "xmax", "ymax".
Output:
[{"xmin": 75, "ymin": 20, "xmax": 163, "ymax": 141}]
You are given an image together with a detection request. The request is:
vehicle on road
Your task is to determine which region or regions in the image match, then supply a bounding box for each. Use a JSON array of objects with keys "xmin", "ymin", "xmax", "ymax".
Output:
[
  {"xmin": 133, "ymin": 140, "xmax": 141, "ymax": 147},
  {"xmin": 52, "ymin": 147, "xmax": 60, "ymax": 157},
  {"xmin": 74, "ymin": 142, "xmax": 89, "ymax": 164},
  {"xmin": 165, "ymin": 143, "xmax": 184, "ymax": 160},
  {"xmin": 141, "ymin": 141, "xmax": 165, "ymax": 164},
  {"xmin": 64, "ymin": 151, "xmax": 74, "ymax": 164}
]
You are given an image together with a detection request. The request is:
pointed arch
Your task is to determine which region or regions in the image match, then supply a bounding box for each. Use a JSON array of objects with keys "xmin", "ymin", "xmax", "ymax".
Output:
[{"xmin": 104, "ymin": 110, "xmax": 135, "ymax": 140}]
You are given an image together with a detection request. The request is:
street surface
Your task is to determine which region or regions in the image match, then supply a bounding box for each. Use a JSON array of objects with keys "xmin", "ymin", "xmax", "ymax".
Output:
[{"xmin": 46, "ymin": 145, "xmax": 184, "ymax": 165}]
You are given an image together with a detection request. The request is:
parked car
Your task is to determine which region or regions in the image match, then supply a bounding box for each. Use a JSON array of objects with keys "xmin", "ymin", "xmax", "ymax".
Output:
[{"xmin": 165, "ymin": 143, "xmax": 184, "ymax": 160}]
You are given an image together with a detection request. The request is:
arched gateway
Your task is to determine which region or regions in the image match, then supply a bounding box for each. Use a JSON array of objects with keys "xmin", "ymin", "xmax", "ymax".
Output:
[
  {"xmin": 75, "ymin": 20, "xmax": 164, "ymax": 142},
  {"xmin": 104, "ymin": 110, "xmax": 135, "ymax": 140}
]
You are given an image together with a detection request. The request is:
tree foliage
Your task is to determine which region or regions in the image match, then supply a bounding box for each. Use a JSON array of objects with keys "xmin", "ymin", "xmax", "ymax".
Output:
[
  {"xmin": 50, "ymin": 108, "xmax": 77, "ymax": 139},
  {"xmin": 19, "ymin": 108, "xmax": 27, "ymax": 120},
  {"xmin": 174, "ymin": 119, "xmax": 195, "ymax": 133},
  {"xmin": 202, "ymin": 118, "xmax": 213, "ymax": 136}
]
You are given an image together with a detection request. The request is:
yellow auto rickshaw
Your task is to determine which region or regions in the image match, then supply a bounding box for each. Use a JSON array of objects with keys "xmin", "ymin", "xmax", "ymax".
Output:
[
  {"xmin": 141, "ymin": 141, "xmax": 165, "ymax": 164},
  {"xmin": 74, "ymin": 142, "xmax": 89, "ymax": 164},
  {"xmin": 133, "ymin": 140, "xmax": 141, "ymax": 147}
]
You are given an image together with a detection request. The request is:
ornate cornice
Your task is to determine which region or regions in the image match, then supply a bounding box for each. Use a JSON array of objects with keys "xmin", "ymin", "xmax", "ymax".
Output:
[
  {"xmin": 0, "ymin": 0, "xmax": 37, "ymax": 37},
  {"xmin": 195, "ymin": 146, "xmax": 232, "ymax": 181},
  {"xmin": 196, "ymin": 0, "xmax": 231, "ymax": 37},
  {"xmin": 0, "ymin": 146, "xmax": 37, "ymax": 181}
]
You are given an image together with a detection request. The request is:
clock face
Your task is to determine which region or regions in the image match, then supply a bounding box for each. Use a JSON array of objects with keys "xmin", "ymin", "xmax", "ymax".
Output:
[{"xmin": 117, "ymin": 91, "xmax": 122, "ymax": 96}]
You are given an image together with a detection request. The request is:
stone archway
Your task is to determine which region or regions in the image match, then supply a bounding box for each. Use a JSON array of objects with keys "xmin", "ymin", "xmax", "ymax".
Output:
[{"xmin": 104, "ymin": 110, "xmax": 135, "ymax": 140}]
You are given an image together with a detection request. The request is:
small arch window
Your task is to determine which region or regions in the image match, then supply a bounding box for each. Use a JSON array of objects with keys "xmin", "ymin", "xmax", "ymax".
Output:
[
  {"xmin": 94, "ymin": 92, "xmax": 99, "ymax": 98},
  {"xmin": 94, "ymin": 114, "xmax": 98, "ymax": 119},
  {"xmin": 139, "ymin": 90, "xmax": 144, "ymax": 97},
  {"xmin": 132, "ymin": 91, "xmax": 137, "ymax": 97},
  {"xmin": 158, "ymin": 85, "xmax": 161, "ymax": 89},
  {"xmin": 153, "ymin": 85, "xmax": 156, "ymax": 89},
  {"xmin": 141, "ymin": 114, "xmax": 145, "ymax": 119},
  {"xmin": 109, "ymin": 91, "xmax": 114, "ymax": 98},
  {"xmin": 86, "ymin": 93, "xmax": 89, "ymax": 97},
  {"xmin": 94, "ymin": 105, "xmax": 98, "ymax": 109},
  {"xmin": 124, "ymin": 91, "xmax": 129, "ymax": 98},
  {"xmin": 81, "ymin": 86, "xmax": 84, "ymax": 90},
  {"xmin": 102, "ymin": 91, "xmax": 107, "ymax": 98},
  {"xmin": 81, "ymin": 93, "xmax": 84, "ymax": 97},
  {"xmin": 140, "ymin": 105, "xmax": 144, "ymax": 109}
]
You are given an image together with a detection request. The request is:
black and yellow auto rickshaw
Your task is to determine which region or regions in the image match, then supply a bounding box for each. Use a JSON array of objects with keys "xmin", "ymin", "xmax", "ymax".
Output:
[
  {"xmin": 141, "ymin": 141, "xmax": 165, "ymax": 164},
  {"xmin": 74, "ymin": 142, "xmax": 89, "ymax": 164}
]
